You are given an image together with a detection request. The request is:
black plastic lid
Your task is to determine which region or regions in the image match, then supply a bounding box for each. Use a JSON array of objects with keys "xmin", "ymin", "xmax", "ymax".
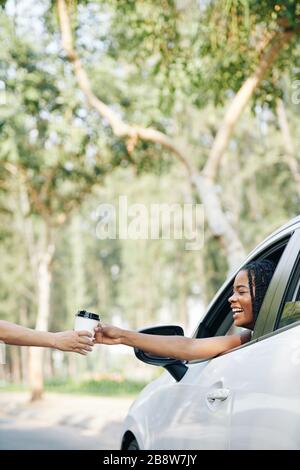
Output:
[{"xmin": 76, "ymin": 310, "xmax": 100, "ymax": 321}]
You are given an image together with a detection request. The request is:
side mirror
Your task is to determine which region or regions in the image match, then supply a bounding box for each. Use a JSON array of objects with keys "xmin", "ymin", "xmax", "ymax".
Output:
[{"xmin": 134, "ymin": 325, "xmax": 188, "ymax": 382}]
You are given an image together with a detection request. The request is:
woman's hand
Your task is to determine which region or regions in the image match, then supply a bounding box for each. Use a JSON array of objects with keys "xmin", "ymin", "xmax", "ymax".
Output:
[
  {"xmin": 52, "ymin": 330, "xmax": 94, "ymax": 355},
  {"xmin": 94, "ymin": 323, "xmax": 123, "ymax": 345}
]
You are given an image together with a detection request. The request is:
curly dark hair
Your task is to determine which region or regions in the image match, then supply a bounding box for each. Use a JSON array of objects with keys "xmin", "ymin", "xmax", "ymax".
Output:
[{"xmin": 243, "ymin": 259, "xmax": 276, "ymax": 322}]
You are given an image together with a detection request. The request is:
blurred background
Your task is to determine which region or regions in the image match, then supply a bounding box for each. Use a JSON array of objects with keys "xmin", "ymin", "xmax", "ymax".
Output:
[{"xmin": 0, "ymin": 0, "xmax": 299, "ymax": 408}]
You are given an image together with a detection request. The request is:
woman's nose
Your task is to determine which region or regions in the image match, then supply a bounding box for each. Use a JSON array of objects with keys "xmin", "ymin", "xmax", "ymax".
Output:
[{"xmin": 228, "ymin": 292, "xmax": 237, "ymax": 303}]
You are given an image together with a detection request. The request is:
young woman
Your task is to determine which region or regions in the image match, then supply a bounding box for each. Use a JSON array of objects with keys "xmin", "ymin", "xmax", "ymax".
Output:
[
  {"xmin": 0, "ymin": 321, "xmax": 94, "ymax": 355},
  {"xmin": 94, "ymin": 260, "xmax": 276, "ymax": 361}
]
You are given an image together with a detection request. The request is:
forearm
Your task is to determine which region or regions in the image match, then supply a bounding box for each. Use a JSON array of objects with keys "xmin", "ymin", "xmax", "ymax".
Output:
[
  {"xmin": 0, "ymin": 321, "xmax": 55, "ymax": 348},
  {"xmin": 121, "ymin": 330, "xmax": 243, "ymax": 361},
  {"xmin": 121, "ymin": 330, "xmax": 194, "ymax": 360},
  {"xmin": 187, "ymin": 334, "xmax": 243, "ymax": 361}
]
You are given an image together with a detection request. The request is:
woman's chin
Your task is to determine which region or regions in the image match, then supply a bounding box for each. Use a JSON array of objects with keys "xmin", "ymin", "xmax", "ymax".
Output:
[
  {"xmin": 233, "ymin": 316, "xmax": 244, "ymax": 327},
  {"xmin": 234, "ymin": 317, "xmax": 254, "ymax": 330}
]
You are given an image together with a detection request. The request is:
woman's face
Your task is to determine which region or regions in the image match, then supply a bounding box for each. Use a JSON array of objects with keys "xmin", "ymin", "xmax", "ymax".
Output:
[{"xmin": 228, "ymin": 270, "xmax": 254, "ymax": 329}]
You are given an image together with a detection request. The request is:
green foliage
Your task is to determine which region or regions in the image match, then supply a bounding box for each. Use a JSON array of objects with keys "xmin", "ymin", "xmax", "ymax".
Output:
[
  {"xmin": 44, "ymin": 377, "xmax": 148, "ymax": 396},
  {"xmin": 95, "ymin": 0, "xmax": 300, "ymax": 111},
  {"xmin": 0, "ymin": 0, "xmax": 299, "ymax": 385},
  {"xmin": 0, "ymin": 377, "xmax": 148, "ymax": 396}
]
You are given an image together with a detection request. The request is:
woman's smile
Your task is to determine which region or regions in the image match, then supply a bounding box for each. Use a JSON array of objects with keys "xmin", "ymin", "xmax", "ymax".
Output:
[
  {"xmin": 228, "ymin": 270, "xmax": 255, "ymax": 329},
  {"xmin": 232, "ymin": 307, "xmax": 244, "ymax": 319}
]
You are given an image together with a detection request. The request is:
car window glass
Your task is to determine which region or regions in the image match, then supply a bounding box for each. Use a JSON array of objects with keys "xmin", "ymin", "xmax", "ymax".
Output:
[
  {"xmin": 277, "ymin": 301, "xmax": 300, "ymax": 328},
  {"xmin": 276, "ymin": 255, "xmax": 300, "ymax": 330}
]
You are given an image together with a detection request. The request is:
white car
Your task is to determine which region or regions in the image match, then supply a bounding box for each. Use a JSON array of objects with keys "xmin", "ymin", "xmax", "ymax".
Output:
[{"xmin": 120, "ymin": 216, "xmax": 300, "ymax": 450}]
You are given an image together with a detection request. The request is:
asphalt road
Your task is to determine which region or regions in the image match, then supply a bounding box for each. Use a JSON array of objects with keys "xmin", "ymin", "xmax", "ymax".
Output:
[
  {"xmin": 0, "ymin": 392, "xmax": 134, "ymax": 450},
  {"xmin": 0, "ymin": 417, "xmax": 120, "ymax": 449}
]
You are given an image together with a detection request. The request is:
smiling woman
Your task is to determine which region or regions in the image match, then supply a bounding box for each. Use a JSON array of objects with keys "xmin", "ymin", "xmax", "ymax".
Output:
[
  {"xmin": 93, "ymin": 259, "xmax": 277, "ymax": 361},
  {"xmin": 228, "ymin": 259, "xmax": 276, "ymax": 330}
]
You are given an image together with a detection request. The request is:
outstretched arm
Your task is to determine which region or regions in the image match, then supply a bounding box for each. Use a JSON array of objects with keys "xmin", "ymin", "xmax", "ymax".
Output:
[
  {"xmin": 94, "ymin": 324, "xmax": 251, "ymax": 361},
  {"xmin": 0, "ymin": 320, "xmax": 94, "ymax": 355}
]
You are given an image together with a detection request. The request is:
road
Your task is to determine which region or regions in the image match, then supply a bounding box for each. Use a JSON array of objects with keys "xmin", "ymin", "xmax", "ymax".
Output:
[{"xmin": 0, "ymin": 392, "xmax": 134, "ymax": 450}]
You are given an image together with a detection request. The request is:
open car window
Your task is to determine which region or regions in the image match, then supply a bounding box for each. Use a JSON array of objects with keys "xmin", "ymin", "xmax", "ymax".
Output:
[{"xmin": 193, "ymin": 234, "xmax": 292, "ymax": 346}]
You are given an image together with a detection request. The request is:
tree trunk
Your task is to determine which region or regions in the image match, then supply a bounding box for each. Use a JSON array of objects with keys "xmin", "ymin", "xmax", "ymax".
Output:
[
  {"xmin": 43, "ymin": 349, "xmax": 52, "ymax": 381},
  {"xmin": 19, "ymin": 299, "xmax": 29, "ymax": 383},
  {"xmin": 276, "ymin": 98, "xmax": 300, "ymax": 200},
  {"xmin": 29, "ymin": 228, "xmax": 55, "ymax": 401},
  {"xmin": 178, "ymin": 276, "xmax": 188, "ymax": 330},
  {"xmin": 70, "ymin": 215, "xmax": 87, "ymax": 310},
  {"xmin": 192, "ymin": 174, "xmax": 246, "ymax": 274},
  {"xmin": 67, "ymin": 354, "xmax": 77, "ymax": 382},
  {"xmin": 0, "ymin": 356, "xmax": 5, "ymax": 382},
  {"xmin": 10, "ymin": 346, "xmax": 21, "ymax": 383}
]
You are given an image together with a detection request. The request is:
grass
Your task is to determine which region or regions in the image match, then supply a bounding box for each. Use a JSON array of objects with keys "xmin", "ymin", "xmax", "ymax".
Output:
[
  {"xmin": 0, "ymin": 378, "xmax": 149, "ymax": 397},
  {"xmin": 45, "ymin": 377, "xmax": 148, "ymax": 396},
  {"xmin": 0, "ymin": 382, "xmax": 28, "ymax": 392}
]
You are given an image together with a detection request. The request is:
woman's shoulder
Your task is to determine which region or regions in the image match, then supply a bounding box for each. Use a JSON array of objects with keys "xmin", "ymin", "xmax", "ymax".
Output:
[
  {"xmin": 226, "ymin": 324, "xmax": 252, "ymax": 344},
  {"xmin": 240, "ymin": 329, "xmax": 253, "ymax": 344}
]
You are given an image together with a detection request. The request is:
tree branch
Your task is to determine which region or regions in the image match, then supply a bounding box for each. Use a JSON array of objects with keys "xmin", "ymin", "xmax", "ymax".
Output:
[
  {"xmin": 276, "ymin": 97, "xmax": 300, "ymax": 199},
  {"xmin": 57, "ymin": 0, "xmax": 194, "ymax": 178},
  {"xmin": 203, "ymin": 29, "xmax": 294, "ymax": 182}
]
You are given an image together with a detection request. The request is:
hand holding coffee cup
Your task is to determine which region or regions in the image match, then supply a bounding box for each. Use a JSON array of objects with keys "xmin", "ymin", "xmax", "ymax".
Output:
[{"xmin": 74, "ymin": 310, "xmax": 100, "ymax": 339}]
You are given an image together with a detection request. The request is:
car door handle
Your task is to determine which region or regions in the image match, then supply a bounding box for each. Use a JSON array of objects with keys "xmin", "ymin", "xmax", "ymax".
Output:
[{"xmin": 207, "ymin": 388, "xmax": 230, "ymax": 402}]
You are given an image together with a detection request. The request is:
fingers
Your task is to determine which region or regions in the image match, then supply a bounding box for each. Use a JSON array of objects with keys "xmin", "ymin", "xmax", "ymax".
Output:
[
  {"xmin": 95, "ymin": 322, "xmax": 108, "ymax": 330},
  {"xmin": 78, "ymin": 337, "xmax": 94, "ymax": 346},
  {"xmin": 74, "ymin": 348, "xmax": 88, "ymax": 356},
  {"xmin": 73, "ymin": 346, "xmax": 93, "ymax": 355},
  {"xmin": 94, "ymin": 324, "xmax": 104, "ymax": 332},
  {"xmin": 74, "ymin": 346, "xmax": 94, "ymax": 355},
  {"xmin": 93, "ymin": 329, "xmax": 103, "ymax": 344},
  {"xmin": 77, "ymin": 330, "xmax": 93, "ymax": 337}
]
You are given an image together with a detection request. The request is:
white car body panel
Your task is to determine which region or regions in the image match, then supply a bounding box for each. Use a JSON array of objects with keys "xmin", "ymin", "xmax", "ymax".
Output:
[
  {"xmin": 229, "ymin": 325, "xmax": 300, "ymax": 449},
  {"xmin": 122, "ymin": 324, "xmax": 300, "ymax": 449}
]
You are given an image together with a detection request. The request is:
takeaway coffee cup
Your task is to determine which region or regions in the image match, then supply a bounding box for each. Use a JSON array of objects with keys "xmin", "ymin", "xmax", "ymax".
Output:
[{"xmin": 74, "ymin": 310, "xmax": 100, "ymax": 337}]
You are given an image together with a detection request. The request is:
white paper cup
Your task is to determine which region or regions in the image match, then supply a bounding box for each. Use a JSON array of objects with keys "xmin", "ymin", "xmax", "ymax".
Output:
[{"xmin": 74, "ymin": 310, "xmax": 100, "ymax": 337}]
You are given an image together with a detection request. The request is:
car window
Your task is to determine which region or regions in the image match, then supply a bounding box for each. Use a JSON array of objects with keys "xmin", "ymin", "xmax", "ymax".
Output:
[
  {"xmin": 194, "ymin": 234, "xmax": 291, "ymax": 342},
  {"xmin": 187, "ymin": 234, "xmax": 293, "ymax": 364},
  {"xmin": 275, "ymin": 252, "xmax": 300, "ymax": 330}
]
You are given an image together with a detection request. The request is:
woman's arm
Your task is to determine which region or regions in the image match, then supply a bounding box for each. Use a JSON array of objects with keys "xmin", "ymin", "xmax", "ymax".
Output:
[
  {"xmin": 94, "ymin": 324, "xmax": 250, "ymax": 361},
  {"xmin": 0, "ymin": 320, "xmax": 94, "ymax": 355}
]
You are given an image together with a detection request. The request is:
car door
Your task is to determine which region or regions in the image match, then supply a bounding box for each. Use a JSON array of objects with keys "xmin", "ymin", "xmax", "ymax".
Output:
[
  {"xmin": 228, "ymin": 228, "xmax": 300, "ymax": 449},
  {"xmin": 148, "ymin": 358, "xmax": 231, "ymax": 449}
]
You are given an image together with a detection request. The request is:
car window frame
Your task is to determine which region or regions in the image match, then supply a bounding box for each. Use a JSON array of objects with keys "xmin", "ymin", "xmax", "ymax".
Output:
[
  {"xmin": 270, "ymin": 228, "xmax": 300, "ymax": 331},
  {"xmin": 255, "ymin": 228, "xmax": 300, "ymax": 336},
  {"xmin": 187, "ymin": 230, "xmax": 296, "ymax": 365}
]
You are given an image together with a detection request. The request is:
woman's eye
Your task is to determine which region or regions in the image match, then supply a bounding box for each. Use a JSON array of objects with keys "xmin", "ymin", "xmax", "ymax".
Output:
[{"xmin": 231, "ymin": 290, "xmax": 247, "ymax": 296}]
